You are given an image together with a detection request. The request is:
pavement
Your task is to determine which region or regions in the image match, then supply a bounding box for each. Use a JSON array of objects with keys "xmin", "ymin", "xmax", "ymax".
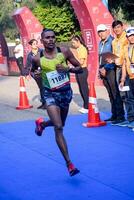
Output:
[{"xmin": 0, "ymin": 75, "xmax": 110, "ymax": 123}]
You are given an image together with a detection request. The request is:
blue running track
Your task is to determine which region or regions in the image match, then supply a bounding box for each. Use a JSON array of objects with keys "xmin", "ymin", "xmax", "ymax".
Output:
[{"xmin": 0, "ymin": 113, "xmax": 134, "ymax": 200}]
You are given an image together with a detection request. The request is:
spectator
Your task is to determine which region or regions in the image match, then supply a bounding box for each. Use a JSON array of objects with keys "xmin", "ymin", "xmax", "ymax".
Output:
[
  {"xmin": 112, "ymin": 20, "xmax": 134, "ymax": 126},
  {"xmin": 97, "ymin": 24, "xmax": 124, "ymax": 122},
  {"xmin": 71, "ymin": 35, "xmax": 89, "ymax": 114},
  {"xmin": 13, "ymin": 38, "xmax": 24, "ymax": 76},
  {"xmin": 119, "ymin": 27, "xmax": 134, "ymax": 128},
  {"xmin": 24, "ymin": 39, "xmax": 45, "ymax": 109}
]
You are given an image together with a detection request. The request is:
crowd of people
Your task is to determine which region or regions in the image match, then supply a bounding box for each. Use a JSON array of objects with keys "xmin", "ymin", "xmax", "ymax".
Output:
[
  {"xmin": 13, "ymin": 20, "xmax": 134, "ymax": 176},
  {"xmin": 14, "ymin": 21, "xmax": 134, "ymax": 129},
  {"xmin": 97, "ymin": 20, "xmax": 134, "ymax": 129}
]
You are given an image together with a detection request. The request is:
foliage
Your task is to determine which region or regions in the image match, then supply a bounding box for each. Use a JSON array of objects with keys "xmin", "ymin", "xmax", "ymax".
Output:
[
  {"xmin": 20, "ymin": 0, "xmax": 37, "ymax": 10},
  {"xmin": 37, "ymin": 0, "xmax": 69, "ymax": 6},
  {"xmin": 108, "ymin": 0, "xmax": 134, "ymax": 25},
  {"xmin": 0, "ymin": 0, "xmax": 14, "ymax": 32},
  {"xmin": 0, "ymin": 0, "xmax": 37, "ymax": 41},
  {"xmin": 33, "ymin": 4, "xmax": 80, "ymax": 42},
  {"xmin": 0, "ymin": 0, "xmax": 133, "ymax": 41}
]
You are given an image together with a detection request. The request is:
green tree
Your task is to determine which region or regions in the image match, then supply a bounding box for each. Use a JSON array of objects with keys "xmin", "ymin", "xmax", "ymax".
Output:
[
  {"xmin": 34, "ymin": 0, "xmax": 80, "ymax": 42},
  {"xmin": 37, "ymin": 0, "xmax": 69, "ymax": 6},
  {"xmin": 0, "ymin": 0, "xmax": 14, "ymax": 32},
  {"xmin": 0, "ymin": 0, "xmax": 37, "ymax": 40},
  {"xmin": 2, "ymin": 0, "xmax": 133, "ymax": 42},
  {"xmin": 108, "ymin": 0, "xmax": 134, "ymax": 24}
]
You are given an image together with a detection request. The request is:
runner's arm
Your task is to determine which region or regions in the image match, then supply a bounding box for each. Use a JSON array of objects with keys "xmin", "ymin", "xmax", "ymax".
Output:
[{"xmin": 61, "ymin": 47, "xmax": 83, "ymax": 74}]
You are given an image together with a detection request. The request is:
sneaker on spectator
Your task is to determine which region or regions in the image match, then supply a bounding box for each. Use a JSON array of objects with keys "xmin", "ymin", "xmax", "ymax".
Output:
[
  {"xmin": 79, "ymin": 107, "xmax": 88, "ymax": 114},
  {"xmin": 127, "ymin": 121, "xmax": 134, "ymax": 128},
  {"xmin": 67, "ymin": 162, "xmax": 80, "ymax": 176},
  {"xmin": 111, "ymin": 119, "xmax": 125, "ymax": 125},
  {"xmin": 116, "ymin": 120, "xmax": 129, "ymax": 127},
  {"xmin": 35, "ymin": 117, "xmax": 44, "ymax": 136}
]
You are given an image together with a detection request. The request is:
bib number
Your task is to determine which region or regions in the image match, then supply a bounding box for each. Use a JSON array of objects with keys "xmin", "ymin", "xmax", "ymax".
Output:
[{"xmin": 46, "ymin": 70, "xmax": 69, "ymax": 90}]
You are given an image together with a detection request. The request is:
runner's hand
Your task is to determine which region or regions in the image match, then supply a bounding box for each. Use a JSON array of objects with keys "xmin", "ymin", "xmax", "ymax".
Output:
[{"xmin": 56, "ymin": 64, "xmax": 69, "ymax": 73}]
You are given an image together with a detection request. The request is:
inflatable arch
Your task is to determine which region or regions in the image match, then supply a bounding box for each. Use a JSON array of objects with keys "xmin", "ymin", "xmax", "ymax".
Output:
[
  {"xmin": 0, "ymin": 33, "xmax": 9, "ymax": 75},
  {"xmin": 70, "ymin": 0, "xmax": 113, "ymax": 84},
  {"xmin": 13, "ymin": 7, "xmax": 43, "ymax": 63},
  {"xmin": 13, "ymin": 1, "xmax": 113, "ymax": 83}
]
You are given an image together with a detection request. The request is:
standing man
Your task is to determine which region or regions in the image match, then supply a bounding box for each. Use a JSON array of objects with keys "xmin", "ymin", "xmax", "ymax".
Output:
[
  {"xmin": 34, "ymin": 28, "xmax": 82, "ymax": 176},
  {"xmin": 97, "ymin": 24, "xmax": 124, "ymax": 122},
  {"xmin": 119, "ymin": 27, "xmax": 134, "ymax": 128},
  {"xmin": 112, "ymin": 20, "xmax": 134, "ymax": 126},
  {"xmin": 13, "ymin": 38, "xmax": 24, "ymax": 76},
  {"xmin": 112, "ymin": 20, "xmax": 128, "ymax": 82}
]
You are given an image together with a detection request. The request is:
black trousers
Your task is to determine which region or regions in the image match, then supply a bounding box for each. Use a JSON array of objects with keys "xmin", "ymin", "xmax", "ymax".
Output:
[
  {"xmin": 16, "ymin": 57, "xmax": 24, "ymax": 76},
  {"xmin": 116, "ymin": 68, "xmax": 134, "ymax": 122},
  {"xmin": 75, "ymin": 67, "xmax": 89, "ymax": 109},
  {"xmin": 102, "ymin": 69, "xmax": 125, "ymax": 120},
  {"xmin": 129, "ymin": 78, "xmax": 134, "ymax": 96}
]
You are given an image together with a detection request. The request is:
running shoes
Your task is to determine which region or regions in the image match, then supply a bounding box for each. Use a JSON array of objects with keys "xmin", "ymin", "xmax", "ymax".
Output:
[
  {"xmin": 67, "ymin": 162, "xmax": 80, "ymax": 176},
  {"xmin": 35, "ymin": 117, "xmax": 44, "ymax": 136}
]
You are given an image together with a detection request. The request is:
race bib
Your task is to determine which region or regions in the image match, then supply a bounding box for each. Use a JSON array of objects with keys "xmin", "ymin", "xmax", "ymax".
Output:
[
  {"xmin": 130, "ymin": 64, "xmax": 134, "ymax": 74},
  {"xmin": 46, "ymin": 70, "xmax": 69, "ymax": 90}
]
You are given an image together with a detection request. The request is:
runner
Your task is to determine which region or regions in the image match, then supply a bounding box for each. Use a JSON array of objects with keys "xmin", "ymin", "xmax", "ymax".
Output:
[{"xmin": 34, "ymin": 29, "xmax": 82, "ymax": 176}]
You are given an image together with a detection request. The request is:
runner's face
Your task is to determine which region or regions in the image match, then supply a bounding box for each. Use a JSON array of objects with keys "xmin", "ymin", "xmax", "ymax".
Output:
[
  {"xmin": 41, "ymin": 31, "xmax": 56, "ymax": 49},
  {"xmin": 113, "ymin": 24, "xmax": 124, "ymax": 36}
]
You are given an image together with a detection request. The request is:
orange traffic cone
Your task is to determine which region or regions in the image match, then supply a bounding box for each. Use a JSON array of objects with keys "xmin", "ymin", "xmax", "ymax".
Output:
[
  {"xmin": 16, "ymin": 76, "xmax": 33, "ymax": 110},
  {"xmin": 83, "ymin": 82, "xmax": 106, "ymax": 127}
]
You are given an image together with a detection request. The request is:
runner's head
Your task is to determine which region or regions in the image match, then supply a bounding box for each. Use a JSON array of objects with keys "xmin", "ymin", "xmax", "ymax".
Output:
[{"xmin": 41, "ymin": 28, "xmax": 56, "ymax": 50}]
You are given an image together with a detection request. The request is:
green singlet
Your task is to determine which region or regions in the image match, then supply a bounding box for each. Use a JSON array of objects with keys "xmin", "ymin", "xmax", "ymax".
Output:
[{"xmin": 40, "ymin": 52, "xmax": 70, "ymax": 90}]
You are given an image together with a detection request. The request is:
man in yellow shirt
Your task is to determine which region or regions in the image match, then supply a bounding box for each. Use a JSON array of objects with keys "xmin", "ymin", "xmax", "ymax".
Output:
[
  {"xmin": 111, "ymin": 20, "xmax": 130, "ymax": 126},
  {"xmin": 119, "ymin": 27, "xmax": 134, "ymax": 128},
  {"xmin": 112, "ymin": 23, "xmax": 128, "ymax": 69}
]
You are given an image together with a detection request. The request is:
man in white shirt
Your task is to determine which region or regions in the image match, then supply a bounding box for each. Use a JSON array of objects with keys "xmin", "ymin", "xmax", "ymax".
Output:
[{"xmin": 14, "ymin": 38, "xmax": 24, "ymax": 75}]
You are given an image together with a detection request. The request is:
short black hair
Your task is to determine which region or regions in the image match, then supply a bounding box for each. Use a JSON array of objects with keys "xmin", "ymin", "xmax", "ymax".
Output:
[
  {"xmin": 112, "ymin": 20, "xmax": 123, "ymax": 28},
  {"xmin": 28, "ymin": 39, "xmax": 38, "ymax": 45},
  {"xmin": 41, "ymin": 28, "xmax": 55, "ymax": 38}
]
